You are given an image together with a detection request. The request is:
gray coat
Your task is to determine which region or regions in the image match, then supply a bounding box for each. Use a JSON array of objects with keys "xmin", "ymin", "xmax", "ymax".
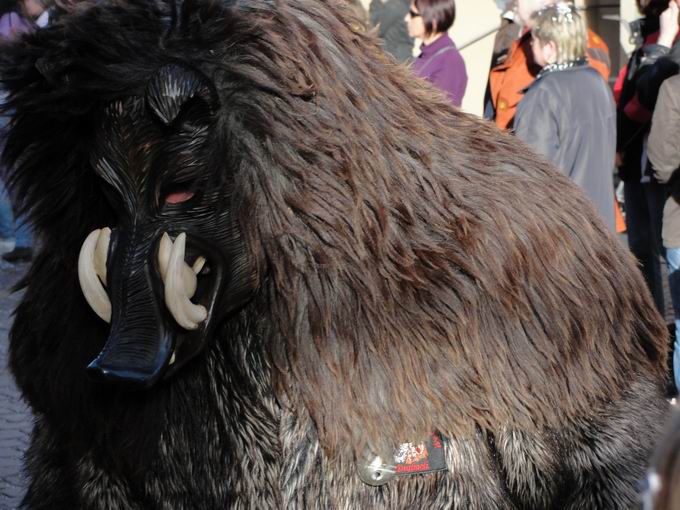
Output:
[
  {"xmin": 369, "ymin": 0, "xmax": 413, "ymax": 63},
  {"xmin": 515, "ymin": 64, "xmax": 616, "ymax": 232},
  {"xmin": 649, "ymin": 74, "xmax": 680, "ymax": 248}
]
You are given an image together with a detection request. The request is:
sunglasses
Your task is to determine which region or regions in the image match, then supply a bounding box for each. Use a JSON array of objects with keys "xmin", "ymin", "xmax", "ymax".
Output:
[{"xmin": 408, "ymin": 8, "xmax": 421, "ymax": 17}]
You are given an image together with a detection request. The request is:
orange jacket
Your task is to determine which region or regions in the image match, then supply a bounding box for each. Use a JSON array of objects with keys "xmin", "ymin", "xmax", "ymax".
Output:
[{"xmin": 488, "ymin": 28, "xmax": 611, "ymax": 130}]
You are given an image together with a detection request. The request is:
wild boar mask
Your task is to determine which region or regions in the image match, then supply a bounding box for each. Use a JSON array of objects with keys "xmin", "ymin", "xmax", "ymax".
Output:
[{"xmin": 77, "ymin": 64, "xmax": 256, "ymax": 389}]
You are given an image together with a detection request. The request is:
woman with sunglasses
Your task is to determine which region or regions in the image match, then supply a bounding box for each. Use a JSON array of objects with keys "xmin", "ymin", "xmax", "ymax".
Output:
[{"xmin": 404, "ymin": 0, "xmax": 467, "ymax": 106}]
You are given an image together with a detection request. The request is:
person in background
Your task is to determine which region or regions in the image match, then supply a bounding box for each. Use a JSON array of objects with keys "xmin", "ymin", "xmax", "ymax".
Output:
[
  {"xmin": 0, "ymin": 0, "xmax": 51, "ymax": 263},
  {"xmin": 616, "ymin": 0, "xmax": 680, "ymax": 314},
  {"xmin": 514, "ymin": 2, "xmax": 616, "ymax": 231},
  {"xmin": 0, "ymin": 182, "xmax": 15, "ymax": 254},
  {"xmin": 370, "ymin": 0, "xmax": 414, "ymax": 63},
  {"xmin": 486, "ymin": 0, "xmax": 610, "ymax": 130},
  {"xmin": 0, "ymin": 0, "xmax": 44, "ymax": 36},
  {"xmin": 489, "ymin": 0, "xmax": 522, "ymax": 68},
  {"xmin": 483, "ymin": 0, "xmax": 521, "ymax": 119},
  {"xmin": 404, "ymin": 0, "xmax": 467, "ymax": 107},
  {"xmin": 649, "ymin": 74, "xmax": 680, "ymax": 394}
]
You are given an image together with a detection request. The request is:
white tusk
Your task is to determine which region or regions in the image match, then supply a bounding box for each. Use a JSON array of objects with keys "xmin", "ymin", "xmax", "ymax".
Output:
[
  {"xmin": 164, "ymin": 233, "xmax": 207, "ymax": 330},
  {"xmin": 183, "ymin": 261, "xmax": 198, "ymax": 299},
  {"xmin": 78, "ymin": 229, "xmax": 112, "ymax": 323},
  {"xmin": 93, "ymin": 227, "xmax": 111, "ymax": 286},
  {"xmin": 192, "ymin": 256, "xmax": 206, "ymax": 275},
  {"xmin": 158, "ymin": 233, "xmax": 199, "ymax": 298},
  {"xmin": 158, "ymin": 232, "xmax": 172, "ymax": 280}
]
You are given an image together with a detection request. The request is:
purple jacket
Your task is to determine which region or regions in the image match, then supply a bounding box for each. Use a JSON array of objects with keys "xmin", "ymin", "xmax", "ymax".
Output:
[
  {"xmin": 0, "ymin": 12, "xmax": 32, "ymax": 130},
  {"xmin": 0, "ymin": 11, "xmax": 32, "ymax": 40},
  {"xmin": 411, "ymin": 34, "xmax": 467, "ymax": 107}
]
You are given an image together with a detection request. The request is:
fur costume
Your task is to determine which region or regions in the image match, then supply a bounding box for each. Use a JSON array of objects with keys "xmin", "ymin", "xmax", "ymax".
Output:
[{"xmin": 1, "ymin": 0, "xmax": 670, "ymax": 507}]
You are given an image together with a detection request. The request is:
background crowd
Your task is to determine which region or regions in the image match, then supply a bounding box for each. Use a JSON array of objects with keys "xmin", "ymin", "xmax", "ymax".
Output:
[{"xmin": 0, "ymin": 0, "xmax": 54, "ymax": 264}]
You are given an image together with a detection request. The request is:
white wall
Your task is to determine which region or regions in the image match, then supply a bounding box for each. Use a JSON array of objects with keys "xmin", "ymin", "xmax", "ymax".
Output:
[
  {"xmin": 450, "ymin": 1, "xmax": 502, "ymax": 116},
  {"xmin": 620, "ymin": 0, "xmax": 638, "ymax": 56}
]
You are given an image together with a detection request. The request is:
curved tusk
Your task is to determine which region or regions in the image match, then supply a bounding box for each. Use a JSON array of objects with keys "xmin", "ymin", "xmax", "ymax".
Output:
[
  {"xmin": 158, "ymin": 232, "xmax": 172, "ymax": 280},
  {"xmin": 164, "ymin": 233, "xmax": 207, "ymax": 330},
  {"xmin": 78, "ymin": 229, "xmax": 112, "ymax": 323},
  {"xmin": 94, "ymin": 227, "xmax": 111, "ymax": 286},
  {"xmin": 158, "ymin": 233, "xmax": 199, "ymax": 297},
  {"xmin": 192, "ymin": 256, "xmax": 206, "ymax": 275}
]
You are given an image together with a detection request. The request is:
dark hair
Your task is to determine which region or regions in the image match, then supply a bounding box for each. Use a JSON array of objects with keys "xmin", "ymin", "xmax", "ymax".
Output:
[
  {"xmin": 636, "ymin": 0, "xmax": 669, "ymax": 17},
  {"xmin": 414, "ymin": 0, "xmax": 456, "ymax": 36}
]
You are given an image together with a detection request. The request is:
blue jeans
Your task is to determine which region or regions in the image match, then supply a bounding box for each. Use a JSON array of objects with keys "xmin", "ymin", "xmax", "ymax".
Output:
[
  {"xmin": 0, "ymin": 178, "xmax": 15, "ymax": 240},
  {"xmin": 0, "ymin": 177, "xmax": 31, "ymax": 248},
  {"xmin": 666, "ymin": 247, "xmax": 680, "ymax": 393},
  {"xmin": 624, "ymin": 179, "xmax": 666, "ymax": 314},
  {"xmin": 13, "ymin": 211, "xmax": 32, "ymax": 248}
]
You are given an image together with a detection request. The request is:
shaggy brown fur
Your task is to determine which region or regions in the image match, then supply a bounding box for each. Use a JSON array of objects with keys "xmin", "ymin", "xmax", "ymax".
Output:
[
  {"xmin": 229, "ymin": 1, "xmax": 667, "ymax": 453},
  {"xmin": 0, "ymin": 0, "xmax": 670, "ymax": 507}
]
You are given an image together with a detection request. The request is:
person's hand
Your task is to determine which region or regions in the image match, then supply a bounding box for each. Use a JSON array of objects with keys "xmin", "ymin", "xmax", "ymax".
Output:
[{"xmin": 658, "ymin": 0, "xmax": 680, "ymax": 49}]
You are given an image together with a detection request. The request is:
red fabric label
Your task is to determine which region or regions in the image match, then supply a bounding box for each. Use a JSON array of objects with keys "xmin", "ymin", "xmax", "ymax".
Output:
[{"xmin": 393, "ymin": 432, "xmax": 447, "ymax": 477}]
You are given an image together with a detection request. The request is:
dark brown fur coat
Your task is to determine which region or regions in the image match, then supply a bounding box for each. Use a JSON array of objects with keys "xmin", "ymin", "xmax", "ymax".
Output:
[{"xmin": 1, "ymin": 0, "xmax": 670, "ymax": 508}]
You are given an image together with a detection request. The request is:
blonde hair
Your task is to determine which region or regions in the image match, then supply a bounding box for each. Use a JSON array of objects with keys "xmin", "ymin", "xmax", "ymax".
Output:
[{"xmin": 531, "ymin": 3, "xmax": 587, "ymax": 64}]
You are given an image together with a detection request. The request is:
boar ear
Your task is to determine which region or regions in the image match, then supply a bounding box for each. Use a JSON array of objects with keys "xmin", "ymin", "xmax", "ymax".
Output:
[{"xmin": 145, "ymin": 64, "xmax": 217, "ymax": 126}]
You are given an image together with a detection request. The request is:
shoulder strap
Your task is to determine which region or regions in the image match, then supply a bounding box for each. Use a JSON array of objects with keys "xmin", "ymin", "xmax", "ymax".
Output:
[{"xmin": 419, "ymin": 46, "xmax": 456, "ymax": 75}]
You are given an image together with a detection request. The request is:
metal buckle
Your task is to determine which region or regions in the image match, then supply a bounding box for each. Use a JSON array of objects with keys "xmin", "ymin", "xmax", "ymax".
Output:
[{"xmin": 357, "ymin": 455, "xmax": 397, "ymax": 486}]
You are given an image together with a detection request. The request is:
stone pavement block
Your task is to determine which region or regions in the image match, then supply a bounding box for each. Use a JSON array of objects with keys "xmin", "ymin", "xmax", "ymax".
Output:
[
  {"xmin": 0, "ymin": 483, "xmax": 26, "ymax": 510},
  {"xmin": 4, "ymin": 444, "xmax": 26, "ymax": 455},
  {"xmin": 0, "ymin": 439, "xmax": 27, "ymax": 452},
  {"xmin": 0, "ymin": 266, "xmax": 30, "ymax": 510},
  {"xmin": 0, "ymin": 418, "xmax": 31, "ymax": 429}
]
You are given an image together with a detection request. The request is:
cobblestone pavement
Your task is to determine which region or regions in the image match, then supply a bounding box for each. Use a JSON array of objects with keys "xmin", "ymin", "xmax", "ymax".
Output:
[{"xmin": 0, "ymin": 261, "xmax": 30, "ymax": 510}]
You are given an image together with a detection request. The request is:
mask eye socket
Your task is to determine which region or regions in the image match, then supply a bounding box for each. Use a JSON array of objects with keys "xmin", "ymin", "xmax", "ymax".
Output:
[
  {"xmin": 161, "ymin": 180, "xmax": 197, "ymax": 206},
  {"xmin": 165, "ymin": 189, "xmax": 194, "ymax": 205}
]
